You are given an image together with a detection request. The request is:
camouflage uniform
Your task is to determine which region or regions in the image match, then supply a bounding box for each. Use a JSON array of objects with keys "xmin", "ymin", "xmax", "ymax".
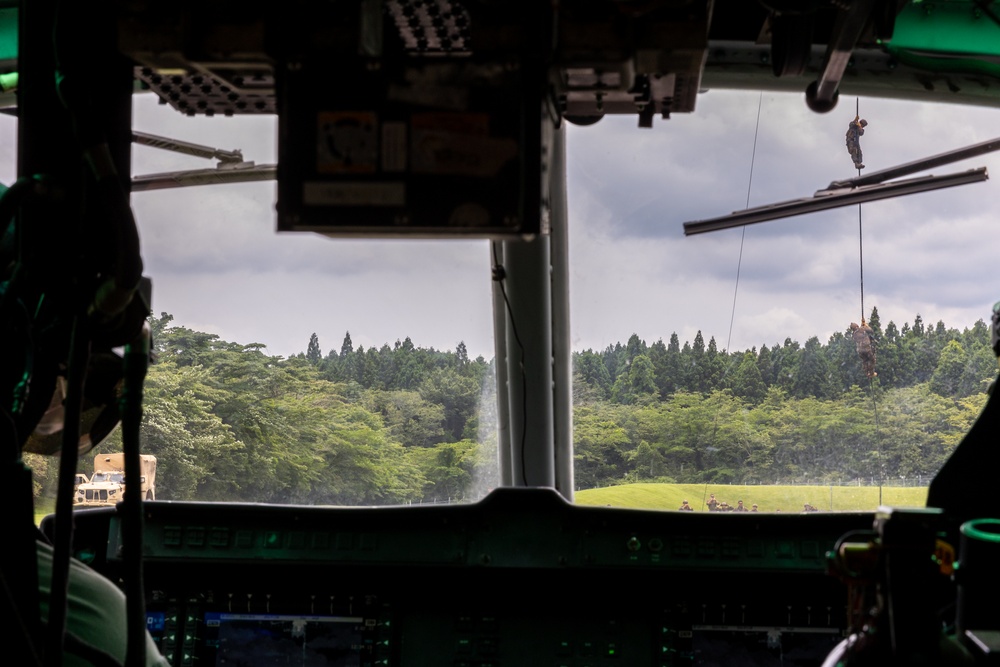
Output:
[
  {"xmin": 846, "ymin": 116, "xmax": 868, "ymax": 169},
  {"xmin": 851, "ymin": 321, "xmax": 877, "ymax": 378}
]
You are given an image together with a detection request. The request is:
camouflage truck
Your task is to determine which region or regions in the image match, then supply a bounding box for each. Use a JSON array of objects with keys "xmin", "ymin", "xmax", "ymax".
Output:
[{"xmin": 74, "ymin": 453, "xmax": 156, "ymax": 507}]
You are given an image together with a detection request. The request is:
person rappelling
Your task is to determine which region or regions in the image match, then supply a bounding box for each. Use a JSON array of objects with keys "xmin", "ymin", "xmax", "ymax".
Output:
[
  {"xmin": 846, "ymin": 115, "xmax": 868, "ymax": 170},
  {"xmin": 850, "ymin": 320, "xmax": 877, "ymax": 378}
]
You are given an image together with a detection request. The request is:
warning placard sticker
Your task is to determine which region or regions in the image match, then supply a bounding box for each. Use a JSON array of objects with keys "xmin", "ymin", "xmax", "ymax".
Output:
[{"xmin": 317, "ymin": 112, "xmax": 379, "ymax": 174}]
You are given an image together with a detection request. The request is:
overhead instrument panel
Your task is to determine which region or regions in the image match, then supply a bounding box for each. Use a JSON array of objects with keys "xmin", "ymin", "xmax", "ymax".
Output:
[
  {"xmin": 116, "ymin": 1, "xmax": 723, "ymax": 237},
  {"xmin": 273, "ymin": 0, "xmax": 556, "ymax": 238}
]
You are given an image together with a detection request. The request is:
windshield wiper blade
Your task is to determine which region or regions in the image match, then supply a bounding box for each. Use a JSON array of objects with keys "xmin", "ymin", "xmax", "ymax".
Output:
[
  {"xmin": 132, "ymin": 164, "xmax": 276, "ymax": 191},
  {"xmin": 683, "ymin": 136, "xmax": 1000, "ymax": 236},
  {"xmin": 683, "ymin": 168, "xmax": 988, "ymax": 236}
]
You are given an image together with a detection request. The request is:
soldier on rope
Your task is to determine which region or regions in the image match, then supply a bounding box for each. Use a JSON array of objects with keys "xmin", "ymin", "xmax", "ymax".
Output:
[
  {"xmin": 846, "ymin": 115, "xmax": 868, "ymax": 169},
  {"xmin": 850, "ymin": 320, "xmax": 877, "ymax": 378}
]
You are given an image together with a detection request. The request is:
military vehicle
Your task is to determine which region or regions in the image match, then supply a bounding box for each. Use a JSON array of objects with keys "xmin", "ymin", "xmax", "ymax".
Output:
[{"xmin": 74, "ymin": 454, "xmax": 156, "ymax": 508}]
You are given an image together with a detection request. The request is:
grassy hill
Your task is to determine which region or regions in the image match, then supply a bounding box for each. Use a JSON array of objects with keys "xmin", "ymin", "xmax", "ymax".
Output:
[{"xmin": 574, "ymin": 483, "xmax": 928, "ymax": 512}]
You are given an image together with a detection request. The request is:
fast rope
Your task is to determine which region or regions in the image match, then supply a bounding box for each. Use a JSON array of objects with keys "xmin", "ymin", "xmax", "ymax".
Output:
[
  {"xmin": 724, "ymin": 91, "xmax": 764, "ymax": 358},
  {"xmin": 857, "ymin": 97, "xmax": 866, "ymax": 324},
  {"xmin": 849, "ymin": 97, "xmax": 883, "ymax": 504},
  {"xmin": 705, "ymin": 91, "xmax": 765, "ymax": 500}
]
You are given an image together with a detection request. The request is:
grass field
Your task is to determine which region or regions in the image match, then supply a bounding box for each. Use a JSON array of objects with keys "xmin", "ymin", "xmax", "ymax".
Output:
[
  {"xmin": 574, "ymin": 483, "xmax": 928, "ymax": 512},
  {"xmin": 34, "ymin": 497, "xmax": 55, "ymax": 526},
  {"xmin": 32, "ymin": 483, "xmax": 927, "ymax": 524}
]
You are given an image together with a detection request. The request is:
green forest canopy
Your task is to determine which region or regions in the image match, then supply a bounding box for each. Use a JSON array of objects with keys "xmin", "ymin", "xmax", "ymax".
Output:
[{"xmin": 28, "ymin": 308, "xmax": 994, "ymax": 507}]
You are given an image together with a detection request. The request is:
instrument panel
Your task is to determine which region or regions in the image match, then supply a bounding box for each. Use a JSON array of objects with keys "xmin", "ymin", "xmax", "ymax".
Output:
[{"xmin": 58, "ymin": 489, "xmax": 875, "ymax": 666}]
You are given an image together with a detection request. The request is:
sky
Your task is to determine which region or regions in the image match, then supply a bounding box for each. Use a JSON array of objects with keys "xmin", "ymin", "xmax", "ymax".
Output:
[{"xmin": 2, "ymin": 87, "xmax": 999, "ymax": 361}]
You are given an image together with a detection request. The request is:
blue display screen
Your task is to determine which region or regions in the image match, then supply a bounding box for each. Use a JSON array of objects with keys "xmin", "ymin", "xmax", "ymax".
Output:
[
  {"xmin": 146, "ymin": 611, "xmax": 166, "ymax": 633},
  {"xmin": 202, "ymin": 612, "xmax": 367, "ymax": 667}
]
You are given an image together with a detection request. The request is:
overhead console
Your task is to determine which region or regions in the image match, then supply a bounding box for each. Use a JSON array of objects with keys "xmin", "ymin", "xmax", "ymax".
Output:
[
  {"xmin": 119, "ymin": 0, "xmax": 713, "ymax": 239},
  {"xmin": 61, "ymin": 489, "xmax": 874, "ymax": 666},
  {"xmin": 110, "ymin": 1, "xmax": 1000, "ymax": 239}
]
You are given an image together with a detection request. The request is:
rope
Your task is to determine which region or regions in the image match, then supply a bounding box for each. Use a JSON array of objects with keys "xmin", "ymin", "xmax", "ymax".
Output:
[
  {"xmin": 870, "ymin": 376, "xmax": 882, "ymax": 505},
  {"xmin": 859, "ymin": 204, "xmax": 865, "ymax": 322},
  {"xmin": 855, "ymin": 97, "xmax": 882, "ymax": 504},
  {"xmin": 725, "ymin": 91, "xmax": 764, "ymax": 356},
  {"xmin": 857, "ymin": 98, "xmax": 865, "ymax": 323}
]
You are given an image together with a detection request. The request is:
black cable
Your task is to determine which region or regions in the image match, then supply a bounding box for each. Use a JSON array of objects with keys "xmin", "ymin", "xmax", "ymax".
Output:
[
  {"xmin": 491, "ymin": 244, "xmax": 528, "ymax": 487},
  {"xmin": 44, "ymin": 314, "xmax": 90, "ymax": 667}
]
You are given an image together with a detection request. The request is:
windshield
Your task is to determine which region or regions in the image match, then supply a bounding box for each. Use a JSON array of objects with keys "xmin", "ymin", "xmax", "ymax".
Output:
[
  {"xmin": 123, "ymin": 94, "xmax": 499, "ymax": 507},
  {"xmin": 91, "ymin": 472, "xmax": 125, "ymax": 484},
  {"xmin": 567, "ymin": 91, "xmax": 996, "ymax": 512},
  {"xmin": 9, "ymin": 88, "xmax": 996, "ymax": 512}
]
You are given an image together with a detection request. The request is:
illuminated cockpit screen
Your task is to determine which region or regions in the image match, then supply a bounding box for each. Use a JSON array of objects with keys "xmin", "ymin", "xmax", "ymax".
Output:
[{"xmin": 202, "ymin": 613, "xmax": 367, "ymax": 667}]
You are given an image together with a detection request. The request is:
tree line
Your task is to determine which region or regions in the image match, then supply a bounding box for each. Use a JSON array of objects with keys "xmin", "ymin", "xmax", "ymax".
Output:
[
  {"xmin": 572, "ymin": 307, "xmax": 993, "ymax": 489},
  {"xmin": 574, "ymin": 308, "xmax": 994, "ymax": 407},
  {"xmin": 26, "ymin": 309, "xmax": 994, "ymax": 504}
]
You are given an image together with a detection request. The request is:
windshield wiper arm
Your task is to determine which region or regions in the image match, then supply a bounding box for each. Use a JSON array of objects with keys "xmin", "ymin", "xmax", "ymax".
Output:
[{"xmin": 131, "ymin": 131, "xmax": 276, "ymax": 191}]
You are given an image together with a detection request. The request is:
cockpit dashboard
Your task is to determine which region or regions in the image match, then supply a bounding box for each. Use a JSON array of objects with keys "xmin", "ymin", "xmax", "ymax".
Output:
[{"xmin": 54, "ymin": 489, "xmax": 875, "ymax": 666}]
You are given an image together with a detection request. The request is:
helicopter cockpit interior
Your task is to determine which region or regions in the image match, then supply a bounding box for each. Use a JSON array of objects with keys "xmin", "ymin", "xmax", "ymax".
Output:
[{"xmin": 3, "ymin": 1, "xmax": 1000, "ymax": 665}]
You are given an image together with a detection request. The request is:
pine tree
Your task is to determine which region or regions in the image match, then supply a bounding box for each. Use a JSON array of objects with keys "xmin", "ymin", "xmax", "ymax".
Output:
[
  {"xmin": 306, "ymin": 333, "xmax": 322, "ymax": 364},
  {"xmin": 625, "ymin": 333, "xmax": 645, "ymax": 363},
  {"xmin": 868, "ymin": 307, "xmax": 882, "ymax": 338},
  {"xmin": 574, "ymin": 350, "xmax": 612, "ymax": 399},
  {"xmin": 455, "ymin": 341, "xmax": 469, "ymax": 369},
  {"xmin": 756, "ymin": 344, "xmax": 772, "ymax": 386},
  {"xmin": 690, "ymin": 331, "xmax": 708, "ymax": 392}
]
